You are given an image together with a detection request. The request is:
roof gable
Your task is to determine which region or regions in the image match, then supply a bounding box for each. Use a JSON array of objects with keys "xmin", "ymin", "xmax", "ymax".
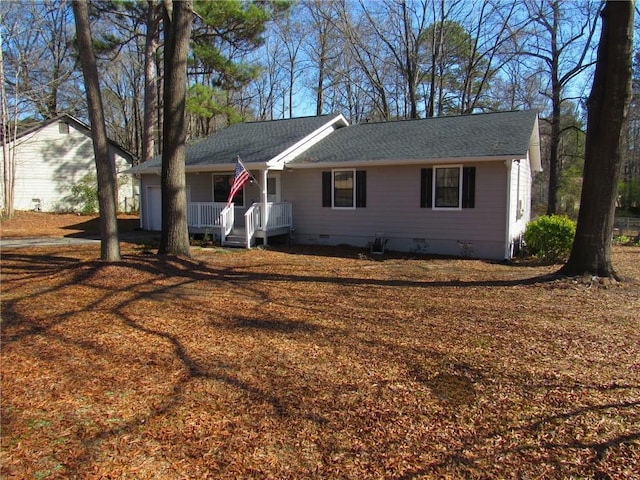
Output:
[
  {"xmin": 134, "ymin": 114, "xmax": 348, "ymax": 172},
  {"xmin": 11, "ymin": 114, "xmax": 135, "ymax": 163}
]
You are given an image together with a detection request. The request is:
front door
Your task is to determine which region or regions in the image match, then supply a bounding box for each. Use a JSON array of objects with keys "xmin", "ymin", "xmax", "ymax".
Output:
[{"xmin": 267, "ymin": 172, "xmax": 281, "ymax": 203}]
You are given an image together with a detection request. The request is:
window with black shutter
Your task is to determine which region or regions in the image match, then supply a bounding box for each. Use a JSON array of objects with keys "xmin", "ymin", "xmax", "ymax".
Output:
[
  {"xmin": 420, "ymin": 168, "xmax": 433, "ymax": 208},
  {"xmin": 322, "ymin": 171, "xmax": 332, "ymax": 207},
  {"xmin": 322, "ymin": 169, "xmax": 367, "ymax": 208},
  {"xmin": 462, "ymin": 167, "xmax": 476, "ymax": 208},
  {"xmin": 421, "ymin": 166, "xmax": 475, "ymax": 209}
]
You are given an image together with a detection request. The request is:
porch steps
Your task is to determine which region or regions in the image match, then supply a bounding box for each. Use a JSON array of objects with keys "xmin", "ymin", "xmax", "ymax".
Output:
[{"xmin": 223, "ymin": 227, "xmax": 248, "ymax": 248}]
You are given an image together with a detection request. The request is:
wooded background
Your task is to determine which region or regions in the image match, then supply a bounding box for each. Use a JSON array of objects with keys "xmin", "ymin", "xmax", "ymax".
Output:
[{"xmin": 2, "ymin": 0, "xmax": 639, "ymax": 217}]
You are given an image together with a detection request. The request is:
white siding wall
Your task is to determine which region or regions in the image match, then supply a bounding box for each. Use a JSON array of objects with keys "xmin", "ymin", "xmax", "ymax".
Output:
[
  {"xmin": 282, "ymin": 162, "xmax": 509, "ymax": 259},
  {"xmin": 506, "ymin": 157, "xmax": 533, "ymax": 256},
  {"xmin": 3, "ymin": 120, "xmax": 135, "ymax": 213},
  {"xmin": 140, "ymin": 174, "xmax": 161, "ymax": 230}
]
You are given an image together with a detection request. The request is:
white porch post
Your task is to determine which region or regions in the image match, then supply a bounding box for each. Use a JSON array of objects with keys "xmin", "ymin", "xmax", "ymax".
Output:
[{"xmin": 262, "ymin": 169, "xmax": 269, "ymax": 246}]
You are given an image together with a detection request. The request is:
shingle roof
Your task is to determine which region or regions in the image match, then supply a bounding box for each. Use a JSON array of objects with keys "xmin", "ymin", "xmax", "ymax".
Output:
[
  {"xmin": 134, "ymin": 114, "xmax": 343, "ymax": 171},
  {"xmin": 133, "ymin": 110, "xmax": 538, "ymax": 173},
  {"xmin": 290, "ymin": 110, "xmax": 538, "ymax": 165}
]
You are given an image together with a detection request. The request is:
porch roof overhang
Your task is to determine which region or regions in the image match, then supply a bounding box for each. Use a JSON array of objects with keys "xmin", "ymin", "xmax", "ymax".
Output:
[{"xmin": 184, "ymin": 162, "xmax": 270, "ymax": 173}]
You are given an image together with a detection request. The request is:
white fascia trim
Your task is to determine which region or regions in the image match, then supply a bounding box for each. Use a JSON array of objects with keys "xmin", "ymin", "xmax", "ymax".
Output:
[
  {"xmin": 288, "ymin": 155, "xmax": 521, "ymax": 170},
  {"xmin": 137, "ymin": 163, "xmax": 270, "ymax": 175},
  {"xmin": 529, "ymin": 115, "xmax": 542, "ymax": 172},
  {"xmin": 184, "ymin": 163, "xmax": 268, "ymax": 173},
  {"xmin": 266, "ymin": 114, "xmax": 349, "ymax": 170}
]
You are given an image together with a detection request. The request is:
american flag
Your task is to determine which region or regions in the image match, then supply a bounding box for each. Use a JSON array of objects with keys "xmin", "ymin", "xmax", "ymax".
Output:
[{"xmin": 227, "ymin": 158, "xmax": 251, "ymax": 207}]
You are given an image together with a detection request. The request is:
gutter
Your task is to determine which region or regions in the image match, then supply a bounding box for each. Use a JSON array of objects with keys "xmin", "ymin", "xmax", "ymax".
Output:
[{"xmin": 288, "ymin": 155, "xmax": 524, "ymax": 170}]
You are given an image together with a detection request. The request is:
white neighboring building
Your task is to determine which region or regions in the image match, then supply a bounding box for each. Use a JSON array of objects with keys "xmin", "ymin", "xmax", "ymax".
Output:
[{"xmin": 2, "ymin": 115, "xmax": 137, "ymax": 213}]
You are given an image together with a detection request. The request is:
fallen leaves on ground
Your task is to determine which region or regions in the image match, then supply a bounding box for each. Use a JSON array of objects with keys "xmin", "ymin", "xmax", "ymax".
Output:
[{"xmin": 1, "ymin": 213, "xmax": 639, "ymax": 479}]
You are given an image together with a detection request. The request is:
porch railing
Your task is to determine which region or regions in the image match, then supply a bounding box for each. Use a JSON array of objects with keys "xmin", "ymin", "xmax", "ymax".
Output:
[
  {"xmin": 245, "ymin": 205, "xmax": 258, "ymax": 248},
  {"xmin": 255, "ymin": 202, "xmax": 293, "ymax": 230},
  {"xmin": 187, "ymin": 201, "xmax": 293, "ymax": 248},
  {"xmin": 219, "ymin": 204, "xmax": 234, "ymax": 246},
  {"xmin": 187, "ymin": 202, "xmax": 227, "ymax": 228}
]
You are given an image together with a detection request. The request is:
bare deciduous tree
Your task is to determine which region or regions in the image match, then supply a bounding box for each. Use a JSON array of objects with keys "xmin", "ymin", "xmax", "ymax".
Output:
[
  {"xmin": 560, "ymin": 0, "xmax": 634, "ymax": 279},
  {"xmin": 522, "ymin": 0, "xmax": 600, "ymax": 215}
]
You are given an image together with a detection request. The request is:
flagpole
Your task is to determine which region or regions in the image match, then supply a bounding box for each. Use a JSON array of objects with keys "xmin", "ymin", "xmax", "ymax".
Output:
[{"xmin": 237, "ymin": 155, "xmax": 262, "ymax": 189}]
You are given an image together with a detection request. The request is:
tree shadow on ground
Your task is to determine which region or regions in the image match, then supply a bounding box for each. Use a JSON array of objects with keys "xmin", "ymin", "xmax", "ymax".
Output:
[
  {"xmin": 62, "ymin": 216, "xmax": 143, "ymax": 238},
  {"xmin": 2, "ymin": 246, "xmax": 636, "ymax": 478}
]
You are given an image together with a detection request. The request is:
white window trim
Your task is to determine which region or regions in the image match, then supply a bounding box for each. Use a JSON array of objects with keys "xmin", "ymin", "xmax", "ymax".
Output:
[
  {"xmin": 332, "ymin": 168, "xmax": 356, "ymax": 210},
  {"xmin": 433, "ymin": 164, "xmax": 463, "ymax": 211}
]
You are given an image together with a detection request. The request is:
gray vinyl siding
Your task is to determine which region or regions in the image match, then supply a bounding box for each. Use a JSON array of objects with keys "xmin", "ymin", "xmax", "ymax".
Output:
[
  {"xmin": 282, "ymin": 162, "xmax": 508, "ymax": 259},
  {"xmin": 140, "ymin": 171, "xmax": 263, "ymax": 230},
  {"xmin": 187, "ymin": 174, "xmax": 212, "ymax": 202}
]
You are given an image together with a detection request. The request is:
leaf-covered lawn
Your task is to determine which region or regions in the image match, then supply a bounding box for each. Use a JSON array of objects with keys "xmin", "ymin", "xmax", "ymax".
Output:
[{"xmin": 1, "ymin": 214, "xmax": 639, "ymax": 479}]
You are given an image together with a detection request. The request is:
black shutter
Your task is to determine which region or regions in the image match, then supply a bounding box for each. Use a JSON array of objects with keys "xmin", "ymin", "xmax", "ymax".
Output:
[
  {"xmin": 322, "ymin": 171, "xmax": 331, "ymax": 207},
  {"xmin": 356, "ymin": 170, "xmax": 366, "ymax": 208},
  {"xmin": 421, "ymin": 168, "xmax": 433, "ymax": 208},
  {"xmin": 462, "ymin": 166, "xmax": 476, "ymax": 208}
]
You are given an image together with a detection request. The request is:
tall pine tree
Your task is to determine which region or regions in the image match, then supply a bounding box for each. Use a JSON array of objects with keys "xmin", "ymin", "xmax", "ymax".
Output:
[{"xmin": 158, "ymin": 0, "xmax": 192, "ymax": 257}]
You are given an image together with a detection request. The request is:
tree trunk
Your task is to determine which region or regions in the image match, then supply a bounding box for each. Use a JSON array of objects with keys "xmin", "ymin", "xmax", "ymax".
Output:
[
  {"xmin": 560, "ymin": 0, "xmax": 634, "ymax": 279},
  {"xmin": 427, "ymin": 0, "xmax": 445, "ymax": 118},
  {"xmin": 546, "ymin": 80, "xmax": 561, "ymax": 215},
  {"xmin": 1, "ymin": 27, "xmax": 15, "ymax": 218},
  {"xmin": 401, "ymin": 0, "xmax": 418, "ymax": 119},
  {"xmin": 143, "ymin": 1, "xmax": 161, "ymax": 164},
  {"xmin": 316, "ymin": 34, "xmax": 326, "ymax": 117},
  {"xmin": 158, "ymin": 0, "xmax": 192, "ymax": 257},
  {"xmin": 546, "ymin": 3, "xmax": 561, "ymax": 215},
  {"xmin": 72, "ymin": 0, "xmax": 120, "ymax": 262}
]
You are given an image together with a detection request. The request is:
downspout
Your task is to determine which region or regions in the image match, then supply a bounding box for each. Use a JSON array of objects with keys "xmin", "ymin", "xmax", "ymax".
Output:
[
  {"xmin": 137, "ymin": 174, "xmax": 143, "ymax": 229},
  {"xmin": 262, "ymin": 169, "xmax": 269, "ymax": 246},
  {"xmin": 504, "ymin": 160, "xmax": 513, "ymax": 260}
]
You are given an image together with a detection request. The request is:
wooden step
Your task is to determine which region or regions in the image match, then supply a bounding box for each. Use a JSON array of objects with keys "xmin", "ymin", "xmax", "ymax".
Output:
[{"xmin": 223, "ymin": 228, "xmax": 247, "ymax": 247}]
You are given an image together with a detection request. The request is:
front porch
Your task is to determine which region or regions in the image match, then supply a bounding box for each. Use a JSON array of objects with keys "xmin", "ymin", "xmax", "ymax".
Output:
[{"xmin": 187, "ymin": 201, "xmax": 292, "ymax": 248}]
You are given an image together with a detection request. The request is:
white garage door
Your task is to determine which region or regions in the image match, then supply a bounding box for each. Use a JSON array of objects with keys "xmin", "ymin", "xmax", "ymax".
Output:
[{"xmin": 146, "ymin": 186, "xmax": 162, "ymax": 231}]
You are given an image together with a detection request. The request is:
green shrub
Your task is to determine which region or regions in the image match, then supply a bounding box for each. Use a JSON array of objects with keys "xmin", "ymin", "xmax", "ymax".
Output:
[
  {"xmin": 613, "ymin": 234, "xmax": 632, "ymax": 245},
  {"xmin": 69, "ymin": 174, "xmax": 99, "ymax": 214},
  {"xmin": 524, "ymin": 215, "xmax": 576, "ymax": 262}
]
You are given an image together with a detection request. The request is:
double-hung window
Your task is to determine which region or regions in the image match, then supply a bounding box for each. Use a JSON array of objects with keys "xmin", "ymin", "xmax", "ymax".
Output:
[
  {"xmin": 435, "ymin": 167, "xmax": 461, "ymax": 208},
  {"xmin": 421, "ymin": 166, "xmax": 475, "ymax": 209},
  {"xmin": 322, "ymin": 170, "xmax": 367, "ymax": 209},
  {"xmin": 213, "ymin": 173, "xmax": 244, "ymax": 206},
  {"xmin": 333, "ymin": 170, "xmax": 355, "ymax": 208}
]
